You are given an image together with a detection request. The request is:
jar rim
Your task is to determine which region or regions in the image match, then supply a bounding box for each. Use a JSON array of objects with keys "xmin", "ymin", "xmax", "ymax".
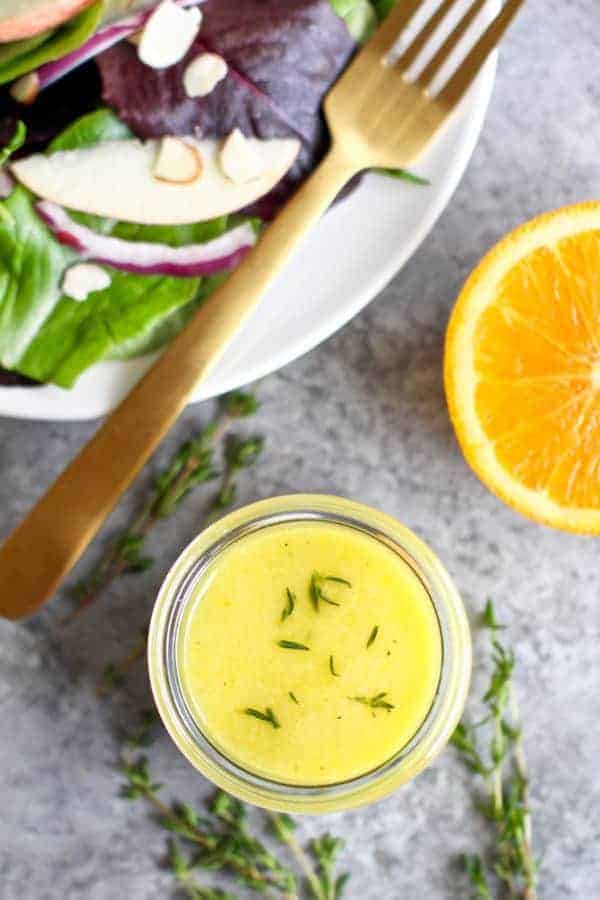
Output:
[{"xmin": 148, "ymin": 494, "xmax": 471, "ymax": 813}]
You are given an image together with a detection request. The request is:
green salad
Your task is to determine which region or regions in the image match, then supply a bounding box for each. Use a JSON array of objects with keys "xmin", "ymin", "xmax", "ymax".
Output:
[{"xmin": 0, "ymin": 0, "xmax": 405, "ymax": 389}]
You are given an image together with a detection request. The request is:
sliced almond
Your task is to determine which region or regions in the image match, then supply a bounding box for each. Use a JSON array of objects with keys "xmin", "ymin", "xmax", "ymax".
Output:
[
  {"xmin": 219, "ymin": 129, "xmax": 268, "ymax": 184},
  {"xmin": 153, "ymin": 136, "xmax": 202, "ymax": 184},
  {"xmin": 10, "ymin": 72, "xmax": 40, "ymax": 105},
  {"xmin": 183, "ymin": 52, "xmax": 228, "ymax": 98},
  {"xmin": 62, "ymin": 263, "xmax": 111, "ymax": 302},
  {"xmin": 138, "ymin": 0, "xmax": 202, "ymax": 70}
]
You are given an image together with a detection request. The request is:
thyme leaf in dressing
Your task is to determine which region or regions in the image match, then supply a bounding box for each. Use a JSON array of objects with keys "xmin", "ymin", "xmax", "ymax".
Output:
[
  {"xmin": 277, "ymin": 640, "xmax": 310, "ymax": 651},
  {"xmin": 244, "ymin": 707, "xmax": 281, "ymax": 729},
  {"xmin": 366, "ymin": 626, "xmax": 379, "ymax": 648},
  {"xmin": 350, "ymin": 692, "xmax": 395, "ymax": 711},
  {"xmin": 309, "ymin": 572, "xmax": 352, "ymax": 612},
  {"xmin": 281, "ymin": 588, "xmax": 296, "ymax": 622},
  {"xmin": 329, "ymin": 655, "xmax": 340, "ymax": 677}
]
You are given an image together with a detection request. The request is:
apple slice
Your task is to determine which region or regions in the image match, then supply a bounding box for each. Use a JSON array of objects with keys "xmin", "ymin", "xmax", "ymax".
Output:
[
  {"xmin": 0, "ymin": 0, "xmax": 97, "ymax": 41},
  {"xmin": 11, "ymin": 135, "xmax": 300, "ymax": 225}
]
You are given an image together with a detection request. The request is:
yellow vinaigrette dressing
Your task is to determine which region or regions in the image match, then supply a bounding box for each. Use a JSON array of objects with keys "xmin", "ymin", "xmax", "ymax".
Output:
[
  {"xmin": 149, "ymin": 496, "xmax": 471, "ymax": 812},
  {"xmin": 178, "ymin": 521, "xmax": 442, "ymax": 785}
]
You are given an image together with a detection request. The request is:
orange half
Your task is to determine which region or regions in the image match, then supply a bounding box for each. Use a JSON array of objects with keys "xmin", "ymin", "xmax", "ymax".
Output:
[{"xmin": 445, "ymin": 203, "xmax": 600, "ymax": 533}]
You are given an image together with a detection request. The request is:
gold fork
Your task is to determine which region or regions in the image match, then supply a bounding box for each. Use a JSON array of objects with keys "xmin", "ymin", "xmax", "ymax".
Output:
[{"xmin": 0, "ymin": 0, "xmax": 524, "ymax": 619}]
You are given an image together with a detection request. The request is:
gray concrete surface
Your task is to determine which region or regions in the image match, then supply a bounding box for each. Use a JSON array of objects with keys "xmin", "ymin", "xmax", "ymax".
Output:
[{"xmin": 1, "ymin": 1, "xmax": 599, "ymax": 897}]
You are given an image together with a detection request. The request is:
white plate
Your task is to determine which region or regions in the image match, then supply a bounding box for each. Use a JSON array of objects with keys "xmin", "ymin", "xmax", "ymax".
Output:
[{"xmin": 0, "ymin": 14, "xmax": 498, "ymax": 422}]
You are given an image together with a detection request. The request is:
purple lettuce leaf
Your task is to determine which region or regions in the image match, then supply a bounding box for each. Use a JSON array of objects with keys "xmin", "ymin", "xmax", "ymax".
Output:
[{"xmin": 97, "ymin": 0, "xmax": 357, "ymax": 218}]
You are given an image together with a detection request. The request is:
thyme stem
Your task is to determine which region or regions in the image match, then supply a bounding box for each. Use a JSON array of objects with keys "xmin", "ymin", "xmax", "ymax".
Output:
[
  {"xmin": 510, "ymin": 687, "xmax": 537, "ymax": 900},
  {"xmin": 492, "ymin": 715, "xmax": 504, "ymax": 816},
  {"xmin": 269, "ymin": 814, "xmax": 325, "ymax": 900}
]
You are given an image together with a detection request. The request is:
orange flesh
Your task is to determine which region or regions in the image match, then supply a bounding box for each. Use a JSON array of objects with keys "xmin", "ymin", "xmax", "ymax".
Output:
[{"xmin": 472, "ymin": 229, "xmax": 600, "ymax": 509}]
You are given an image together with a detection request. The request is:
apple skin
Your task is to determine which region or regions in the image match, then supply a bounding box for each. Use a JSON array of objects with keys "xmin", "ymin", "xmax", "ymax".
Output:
[{"xmin": 0, "ymin": 0, "xmax": 97, "ymax": 42}]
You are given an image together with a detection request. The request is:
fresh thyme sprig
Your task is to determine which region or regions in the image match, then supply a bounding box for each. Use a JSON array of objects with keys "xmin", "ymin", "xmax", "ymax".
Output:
[
  {"xmin": 120, "ymin": 729, "xmax": 296, "ymax": 897},
  {"xmin": 118, "ymin": 713, "xmax": 351, "ymax": 900},
  {"xmin": 310, "ymin": 836, "xmax": 349, "ymax": 900},
  {"xmin": 167, "ymin": 838, "xmax": 235, "ymax": 900},
  {"xmin": 209, "ymin": 433, "xmax": 265, "ymax": 517},
  {"xmin": 463, "ymin": 854, "xmax": 492, "ymax": 900},
  {"xmin": 270, "ymin": 815, "xmax": 349, "ymax": 900},
  {"xmin": 309, "ymin": 574, "xmax": 351, "ymax": 612},
  {"xmin": 63, "ymin": 391, "xmax": 261, "ymax": 624},
  {"xmin": 451, "ymin": 601, "xmax": 537, "ymax": 900}
]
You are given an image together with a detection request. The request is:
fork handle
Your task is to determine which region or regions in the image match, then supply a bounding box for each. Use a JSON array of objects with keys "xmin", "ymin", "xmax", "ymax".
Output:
[{"xmin": 0, "ymin": 145, "xmax": 357, "ymax": 620}]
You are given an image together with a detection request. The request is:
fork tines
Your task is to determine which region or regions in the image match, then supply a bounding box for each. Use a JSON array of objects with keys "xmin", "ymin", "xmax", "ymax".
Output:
[{"xmin": 375, "ymin": 0, "xmax": 525, "ymax": 107}]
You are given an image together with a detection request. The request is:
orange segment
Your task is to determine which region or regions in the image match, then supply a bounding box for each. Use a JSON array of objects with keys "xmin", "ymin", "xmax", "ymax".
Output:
[
  {"xmin": 445, "ymin": 203, "xmax": 600, "ymax": 533},
  {"xmin": 474, "ymin": 302, "xmax": 589, "ymax": 380},
  {"xmin": 474, "ymin": 378, "xmax": 590, "ymax": 438}
]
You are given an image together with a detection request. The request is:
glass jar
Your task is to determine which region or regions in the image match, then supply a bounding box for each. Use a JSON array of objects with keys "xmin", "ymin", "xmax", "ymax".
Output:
[{"xmin": 148, "ymin": 494, "xmax": 471, "ymax": 813}]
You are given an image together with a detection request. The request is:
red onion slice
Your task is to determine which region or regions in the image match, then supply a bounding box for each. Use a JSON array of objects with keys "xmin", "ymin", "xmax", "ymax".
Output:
[
  {"xmin": 25, "ymin": 0, "xmax": 206, "ymax": 93},
  {"xmin": 36, "ymin": 200, "xmax": 257, "ymax": 277}
]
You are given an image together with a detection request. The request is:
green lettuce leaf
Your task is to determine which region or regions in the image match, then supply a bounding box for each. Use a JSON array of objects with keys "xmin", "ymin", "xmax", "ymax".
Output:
[
  {"xmin": 372, "ymin": 0, "xmax": 397, "ymax": 20},
  {"xmin": 0, "ymin": 185, "xmax": 75, "ymax": 369},
  {"xmin": 330, "ymin": 0, "xmax": 377, "ymax": 41},
  {"xmin": 0, "ymin": 120, "xmax": 26, "ymax": 166},
  {"xmin": 0, "ymin": 1, "xmax": 104, "ymax": 85},
  {"xmin": 0, "ymin": 29, "xmax": 54, "ymax": 68},
  {"xmin": 376, "ymin": 167, "xmax": 430, "ymax": 185},
  {"xmin": 107, "ymin": 273, "xmax": 228, "ymax": 360},
  {"xmin": 0, "ymin": 108, "xmax": 238, "ymax": 388},
  {"xmin": 0, "ymin": 179, "xmax": 201, "ymax": 387},
  {"xmin": 18, "ymin": 265, "xmax": 199, "ymax": 386},
  {"xmin": 49, "ymin": 106, "xmax": 132, "ymax": 152},
  {"xmin": 330, "ymin": 0, "xmax": 401, "ymax": 41}
]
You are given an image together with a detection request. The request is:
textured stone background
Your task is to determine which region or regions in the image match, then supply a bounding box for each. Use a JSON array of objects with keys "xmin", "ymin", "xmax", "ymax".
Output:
[{"xmin": 1, "ymin": 1, "xmax": 599, "ymax": 897}]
